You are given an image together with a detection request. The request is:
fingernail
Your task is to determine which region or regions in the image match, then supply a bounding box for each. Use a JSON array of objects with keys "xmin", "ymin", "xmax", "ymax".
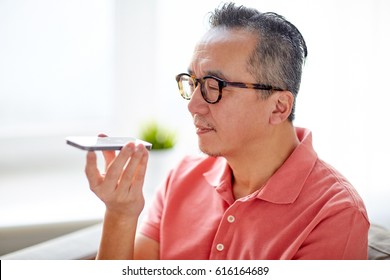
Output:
[{"xmin": 123, "ymin": 144, "xmax": 134, "ymax": 153}]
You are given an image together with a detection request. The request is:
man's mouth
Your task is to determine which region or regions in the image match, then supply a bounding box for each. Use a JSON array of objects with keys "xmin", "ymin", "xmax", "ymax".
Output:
[
  {"xmin": 195, "ymin": 126, "xmax": 215, "ymax": 134},
  {"xmin": 193, "ymin": 115, "xmax": 216, "ymax": 134}
]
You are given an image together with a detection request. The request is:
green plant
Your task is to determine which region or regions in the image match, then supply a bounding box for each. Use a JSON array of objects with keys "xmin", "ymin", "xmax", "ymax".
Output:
[{"xmin": 139, "ymin": 121, "xmax": 176, "ymax": 150}]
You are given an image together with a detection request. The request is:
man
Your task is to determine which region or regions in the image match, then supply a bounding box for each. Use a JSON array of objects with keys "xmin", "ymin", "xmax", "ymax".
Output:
[{"xmin": 85, "ymin": 3, "xmax": 369, "ymax": 259}]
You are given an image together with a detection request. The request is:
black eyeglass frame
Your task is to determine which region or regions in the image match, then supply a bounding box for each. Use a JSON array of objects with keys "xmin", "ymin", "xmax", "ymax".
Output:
[{"xmin": 175, "ymin": 73, "xmax": 285, "ymax": 104}]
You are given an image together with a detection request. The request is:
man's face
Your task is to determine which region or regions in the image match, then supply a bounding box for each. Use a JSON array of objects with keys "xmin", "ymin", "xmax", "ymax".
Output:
[{"xmin": 187, "ymin": 27, "xmax": 276, "ymax": 158}]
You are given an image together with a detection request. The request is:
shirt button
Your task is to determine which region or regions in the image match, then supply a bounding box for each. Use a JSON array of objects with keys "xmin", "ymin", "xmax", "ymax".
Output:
[
  {"xmin": 227, "ymin": 215, "xmax": 235, "ymax": 223},
  {"xmin": 216, "ymin": 244, "xmax": 224, "ymax": 251}
]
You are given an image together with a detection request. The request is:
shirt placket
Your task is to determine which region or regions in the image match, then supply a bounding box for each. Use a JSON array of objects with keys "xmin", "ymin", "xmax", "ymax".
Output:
[{"xmin": 209, "ymin": 201, "xmax": 242, "ymax": 259}]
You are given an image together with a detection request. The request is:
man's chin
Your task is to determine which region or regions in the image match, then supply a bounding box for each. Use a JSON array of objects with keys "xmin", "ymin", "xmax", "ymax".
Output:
[{"xmin": 199, "ymin": 145, "xmax": 222, "ymax": 158}]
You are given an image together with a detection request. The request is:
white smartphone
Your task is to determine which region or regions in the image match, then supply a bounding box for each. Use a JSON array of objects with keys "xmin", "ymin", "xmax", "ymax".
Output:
[{"xmin": 66, "ymin": 136, "xmax": 152, "ymax": 151}]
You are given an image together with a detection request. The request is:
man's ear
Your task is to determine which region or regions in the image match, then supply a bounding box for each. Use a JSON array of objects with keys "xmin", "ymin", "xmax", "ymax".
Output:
[{"xmin": 269, "ymin": 91, "xmax": 294, "ymax": 125}]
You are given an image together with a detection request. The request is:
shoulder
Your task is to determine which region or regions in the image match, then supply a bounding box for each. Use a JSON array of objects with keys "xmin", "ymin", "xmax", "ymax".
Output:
[{"xmin": 309, "ymin": 158, "xmax": 368, "ymax": 218}]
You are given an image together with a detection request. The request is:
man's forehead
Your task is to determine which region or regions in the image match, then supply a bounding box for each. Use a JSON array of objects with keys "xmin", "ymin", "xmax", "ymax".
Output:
[
  {"xmin": 198, "ymin": 26, "xmax": 254, "ymax": 45},
  {"xmin": 188, "ymin": 27, "xmax": 256, "ymax": 78}
]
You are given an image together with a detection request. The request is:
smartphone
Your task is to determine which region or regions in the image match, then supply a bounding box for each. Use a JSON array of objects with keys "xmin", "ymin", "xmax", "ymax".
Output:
[{"xmin": 66, "ymin": 136, "xmax": 152, "ymax": 151}]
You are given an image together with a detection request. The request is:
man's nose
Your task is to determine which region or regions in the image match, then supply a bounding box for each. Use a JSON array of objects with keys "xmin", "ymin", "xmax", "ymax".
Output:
[{"xmin": 187, "ymin": 85, "xmax": 209, "ymax": 115}]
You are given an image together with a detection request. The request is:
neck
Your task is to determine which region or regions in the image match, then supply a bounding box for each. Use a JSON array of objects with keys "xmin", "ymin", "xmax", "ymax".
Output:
[{"xmin": 228, "ymin": 124, "xmax": 299, "ymax": 200}]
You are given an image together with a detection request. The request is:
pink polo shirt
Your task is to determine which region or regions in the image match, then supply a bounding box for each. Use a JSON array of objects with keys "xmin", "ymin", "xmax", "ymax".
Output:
[{"xmin": 140, "ymin": 128, "xmax": 369, "ymax": 259}]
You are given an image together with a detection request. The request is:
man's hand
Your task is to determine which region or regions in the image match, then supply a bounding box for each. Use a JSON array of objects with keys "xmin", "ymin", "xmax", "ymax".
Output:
[
  {"xmin": 85, "ymin": 140, "xmax": 149, "ymax": 219},
  {"xmin": 84, "ymin": 136, "xmax": 150, "ymax": 259}
]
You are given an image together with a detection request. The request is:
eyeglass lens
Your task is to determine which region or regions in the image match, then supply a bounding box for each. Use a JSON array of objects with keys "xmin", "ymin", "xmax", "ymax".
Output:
[{"xmin": 179, "ymin": 75, "xmax": 220, "ymax": 103}]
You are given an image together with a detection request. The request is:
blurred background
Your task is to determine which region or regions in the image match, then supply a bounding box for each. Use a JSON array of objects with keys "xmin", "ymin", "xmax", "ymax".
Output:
[{"xmin": 1, "ymin": 0, "xmax": 389, "ymax": 255}]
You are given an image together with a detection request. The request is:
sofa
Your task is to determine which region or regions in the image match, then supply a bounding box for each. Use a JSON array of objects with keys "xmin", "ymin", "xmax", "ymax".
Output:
[
  {"xmin": 368, "ymin": 224, "xmax": 390, "ymax": 260},
  {"xmin": 1, "ymin": 223, "xmax": 389, "ymax": 260}
]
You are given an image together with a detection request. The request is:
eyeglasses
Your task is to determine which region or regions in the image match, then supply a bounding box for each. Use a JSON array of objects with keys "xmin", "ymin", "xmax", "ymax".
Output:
[{"xmin": 175, "ymin": 73, "xmax": 285, "ymax": 104}]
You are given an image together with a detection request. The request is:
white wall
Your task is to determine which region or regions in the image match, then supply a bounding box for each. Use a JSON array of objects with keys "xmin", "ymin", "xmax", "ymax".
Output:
[
  {"xmin": 0, "ymin": 0, "xmax": 116, "ymax": 228},
  {"xmin": 0, "ymin": 0, "xmax": 389, "ymax": 229}
]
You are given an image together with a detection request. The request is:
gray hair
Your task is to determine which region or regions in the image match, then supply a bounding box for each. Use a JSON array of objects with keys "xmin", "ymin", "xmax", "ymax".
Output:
[{"xmin": 209, "ymin": 3, "xmax": 308, "ymax": 121}]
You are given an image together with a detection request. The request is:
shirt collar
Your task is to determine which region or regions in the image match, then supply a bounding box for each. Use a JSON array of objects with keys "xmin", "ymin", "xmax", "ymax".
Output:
[
  {"xmin": 203, "ymin": 156, "xmax": 231, "ymax": 188},
  {"xmin": 202, "ymin": 127, "xmax": 318, "ymax": 205},
  {"xmin": 257, "ymin": 127, "xmax": 318, "ymax": 204}
]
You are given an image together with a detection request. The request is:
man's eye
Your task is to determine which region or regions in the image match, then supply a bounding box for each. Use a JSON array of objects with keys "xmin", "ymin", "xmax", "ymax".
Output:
[
  {"xmin": 208, "ymin": 85, "xmax": 219, "ymax": 91},
  {"xmin": 206, "ymin": 79, "xmax": 219, "ymax": 91},
  {"xmin": 189, "ymin": 81, "xmax": 196, "ymax": 88}
]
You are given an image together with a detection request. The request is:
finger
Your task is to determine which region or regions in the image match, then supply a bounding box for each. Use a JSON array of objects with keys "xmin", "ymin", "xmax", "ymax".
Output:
[
  {"xmin": 104, "ymin": 142, "xmax": 136, "ymax": 187},
  {"xmin": 102, "ymin": 150, "xmax": 116, "ymax": 171},
  {"xmin": 96, "ymin": 133, "xmax": 116, "ymax": 171},
  {"xmin": 130, "ymin": 146, "xmax": 149, "ymax": 194},
  {"xmin": 118, "ymin": 145, "xmax": 148, "ymax": 194},
  {"xmin": 85, "ymin": 151, "xmax": 103, "ymax": 189}
]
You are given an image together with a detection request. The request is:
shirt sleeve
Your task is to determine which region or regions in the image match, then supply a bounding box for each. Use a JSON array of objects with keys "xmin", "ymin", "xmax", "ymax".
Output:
[
  {"xmin": 294, "ymin": 206, "xmax": 370, "ymax": 260},
  {"xmin": 138, "ymin": 170, "xmax": 172, "ymax": 243}
]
